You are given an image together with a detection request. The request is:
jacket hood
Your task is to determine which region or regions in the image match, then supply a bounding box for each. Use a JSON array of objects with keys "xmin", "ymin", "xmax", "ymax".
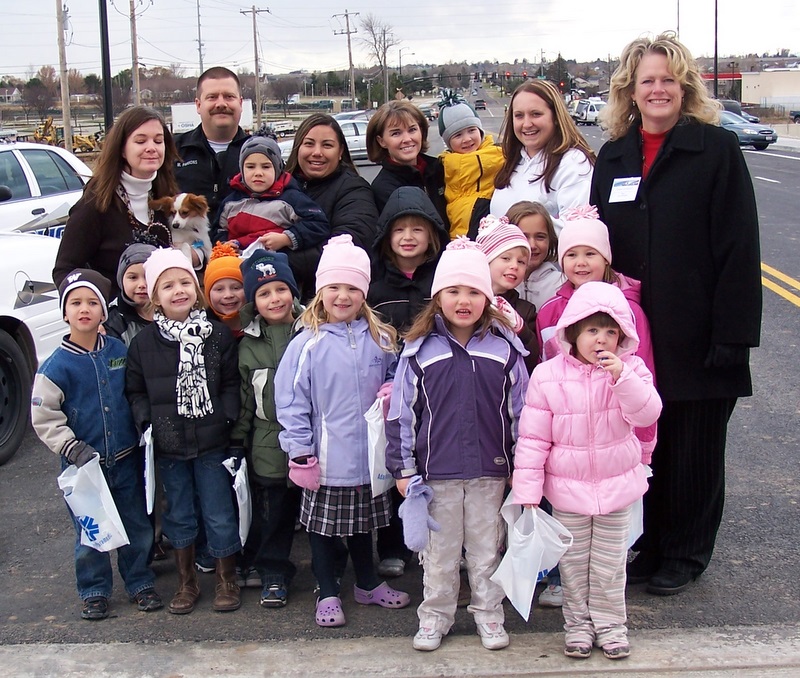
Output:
[
  {"xmin": 373, "ymin": 186, "xmax": 449, "ymax": 252},
  {"xmin": 556, "ymin": 281, "xmax": 640, "ymax": 359},
  {"xmin": 240, "ymin": 299, "xmax": 304, "ymax": 337}
]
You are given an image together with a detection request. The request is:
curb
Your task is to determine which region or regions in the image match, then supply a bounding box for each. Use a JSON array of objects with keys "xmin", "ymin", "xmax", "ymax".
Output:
[{"xmin": 2, "ymin": 623, "xmax": 800, "ymax": 677}]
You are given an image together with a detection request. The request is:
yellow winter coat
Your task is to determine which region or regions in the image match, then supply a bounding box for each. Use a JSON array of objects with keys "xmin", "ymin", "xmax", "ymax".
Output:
[{"xmin": 440, "ymin": 135, "xmax": 504, "ymax": 238}]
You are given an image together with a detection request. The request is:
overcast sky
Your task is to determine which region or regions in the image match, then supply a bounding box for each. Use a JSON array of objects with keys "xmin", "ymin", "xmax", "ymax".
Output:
[{"xmin": 3, "ymin": 0, "xmax": 799, "ymax": 81}]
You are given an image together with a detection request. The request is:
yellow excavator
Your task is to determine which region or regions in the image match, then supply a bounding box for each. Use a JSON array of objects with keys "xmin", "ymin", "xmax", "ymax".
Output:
[{"xmin": 33, "ymin": 116, "xmax": 101, "ymax": 153}]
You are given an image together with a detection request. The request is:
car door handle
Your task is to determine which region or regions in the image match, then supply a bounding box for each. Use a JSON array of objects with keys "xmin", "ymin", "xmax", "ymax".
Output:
[{"xmin": 31, "ymin": 208, "xmax": 46, "ymax": 215}]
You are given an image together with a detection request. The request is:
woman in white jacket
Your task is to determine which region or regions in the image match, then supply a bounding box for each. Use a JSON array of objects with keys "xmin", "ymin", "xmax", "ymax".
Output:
[{"xmin": 490, "ymin": 81, "xmax": 595, "ymax": 236}]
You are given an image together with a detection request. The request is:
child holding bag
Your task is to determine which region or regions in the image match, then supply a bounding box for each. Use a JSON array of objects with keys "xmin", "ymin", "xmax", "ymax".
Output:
[
  {"xmin": 31, "ymin": 269, "xmax": 161, "ymax": 620},
  {"xmin": 126, "ymin": 248, "xmax": 242, "ymax": 615},
  {"xmin": 275, "ymin": 234, "xmax": 410, "ymax": 628},
  {"xmin": 513, "ymin": 282, "xmax": 662, "ymax": 660},
  {"xmin": 231, "ymin": 249, "xmax": 303, "ymax": 608},
  {"xmin": 385, "ymin": 238, "xmax": 528, "ymax": 652}
]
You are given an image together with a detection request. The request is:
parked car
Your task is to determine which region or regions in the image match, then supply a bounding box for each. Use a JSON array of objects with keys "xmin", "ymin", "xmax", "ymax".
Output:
[
  {"xmin": 719, "ymin": 111, "xmax": 778, "ymax": 150},
  {"xmin": 278, "ymin": 119, "xmax": 371, "ymax": 162},
  {"xmin": 417, "ymin": 103, "xmax": 439, "ymax": 120},
  {"xmin": 0, "ymin": 229, "xmax": 63, "ymax": 464},
  {"xmin": 573, "ymin": 99, "xmax": 606, "ymax": 125},
  {"xmin": 718, "ymin": 99, "xmax": 759, "ymax": 123},
  {"xmin": 0, "ymin": 142, "xmax": 91, "ymax": 236},
  {"xmin": 791, "ymin": 110, "xmax": 800, "ymax": 124},
  {"xmin": 474, "ymin": 99, "xmax": 487, "ymax": 110},
  {"xmin": 332, "ymin": 110, "xmax": 371, "ymax": 122}
]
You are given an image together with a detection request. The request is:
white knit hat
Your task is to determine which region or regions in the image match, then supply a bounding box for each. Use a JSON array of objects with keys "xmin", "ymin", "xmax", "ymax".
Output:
[{"xmin": 431, "ymin": 237, "xmax": 494, "ymax": 301}]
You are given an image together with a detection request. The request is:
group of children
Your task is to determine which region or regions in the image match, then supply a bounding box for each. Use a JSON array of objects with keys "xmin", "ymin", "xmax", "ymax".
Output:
[{"xmin": 31, "ymin": 94, "xmax": 662, "ymax": 661}]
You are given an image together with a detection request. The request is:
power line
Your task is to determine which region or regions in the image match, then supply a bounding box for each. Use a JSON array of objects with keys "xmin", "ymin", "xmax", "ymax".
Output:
[
  {"xmin": 332, "ymin": 9, "xmax": 358, "ymax": 105},
  {"xmin": 240, "ymin": 6, "xmax": 269, "ymax": 127}
]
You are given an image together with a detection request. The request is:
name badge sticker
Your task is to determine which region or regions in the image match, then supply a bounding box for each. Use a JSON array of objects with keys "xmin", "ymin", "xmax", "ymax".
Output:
[{"xmin": 608, "ymin": 177, "xmax": 641, "ymax": 203}]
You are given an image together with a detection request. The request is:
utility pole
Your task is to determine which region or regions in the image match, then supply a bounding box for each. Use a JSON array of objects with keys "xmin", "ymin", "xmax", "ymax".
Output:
[
  {"xmin": 382, "ymin": 28, "xmax": 389, "ymax": 104},
  {"xmin": 240, "ymin": 6, "xmax": 268, "ymax": 128},
  {"xmin": 196, "ymin": 0, "xmax": 204, "ymax": 72},
  {"xmin": 333, "ymin": 10, "xmax": 358, "ymax": 110},
  {"xmin": 56, "ymin": 0, "xmax": 72, "ymax": 153},
  {"xmin": 129, "ymin": 0, "xmax": 141, "ymax": 105}
]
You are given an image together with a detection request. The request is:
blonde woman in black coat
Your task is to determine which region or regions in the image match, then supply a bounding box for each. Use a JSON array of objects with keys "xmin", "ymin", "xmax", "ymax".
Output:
[{"xmin": 590, "ymin": 32, "xmax": 762, "ymax": 596}]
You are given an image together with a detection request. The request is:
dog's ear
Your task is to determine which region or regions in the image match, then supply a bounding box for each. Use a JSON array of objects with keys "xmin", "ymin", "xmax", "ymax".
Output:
[
  {"xmin": 149, "ymin": 196, "xmax": 175, "ymax": 215},
  {"xmin": 185, "ymin": 193, "xmax": 209, "ymax": 216}
]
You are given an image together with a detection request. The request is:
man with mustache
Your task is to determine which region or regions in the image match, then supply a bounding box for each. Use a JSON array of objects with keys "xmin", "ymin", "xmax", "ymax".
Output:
[{"xmin": 175, "ymin": 66, "xmax": 249, "ymax": 242}]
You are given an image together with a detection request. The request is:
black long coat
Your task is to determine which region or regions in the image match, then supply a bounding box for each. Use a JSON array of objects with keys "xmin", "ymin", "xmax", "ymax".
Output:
[{"xmin": 590, "ymin": 121, "xmax": 762, "ymax": 401}]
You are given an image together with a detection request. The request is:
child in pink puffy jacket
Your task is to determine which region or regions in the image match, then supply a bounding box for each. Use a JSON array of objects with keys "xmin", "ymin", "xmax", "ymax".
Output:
[{"xmin": 514, "ymin": 281, "xmax": 661, "ymax": 662}]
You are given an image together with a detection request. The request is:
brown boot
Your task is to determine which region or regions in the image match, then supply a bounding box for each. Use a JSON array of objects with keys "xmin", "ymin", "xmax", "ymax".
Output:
[
  {"xmin": 213, "ymin": 555, "xmax": 241, "ymax": 612},
  {"xmin": 169, "ymin": 546, "xmax": 201, "ymax": 615}
]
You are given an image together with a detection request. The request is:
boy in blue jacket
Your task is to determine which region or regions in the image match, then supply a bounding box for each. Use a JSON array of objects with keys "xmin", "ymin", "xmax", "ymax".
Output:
[{"xmin": 31, "ymin": 269, "xmax": 160, "ymax": 620}]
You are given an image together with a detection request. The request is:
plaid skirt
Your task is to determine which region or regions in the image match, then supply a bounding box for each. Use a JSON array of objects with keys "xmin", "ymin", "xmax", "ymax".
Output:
[{"xmin": 300, "ymin": 484, "xmax": 392, "ymax": 537}]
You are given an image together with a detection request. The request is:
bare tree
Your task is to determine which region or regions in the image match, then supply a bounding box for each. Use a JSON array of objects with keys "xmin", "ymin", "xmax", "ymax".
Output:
[
  {"xmin": 268, "ymin": 77, "xmax": 301, "ymax": 117},
  {"xmin": 359, "ymin": 14, "xmax": 399, "ymax": 104},
  {"xmin": 23, "ymin": 66, "xmax": 60, "ymax": 122}
]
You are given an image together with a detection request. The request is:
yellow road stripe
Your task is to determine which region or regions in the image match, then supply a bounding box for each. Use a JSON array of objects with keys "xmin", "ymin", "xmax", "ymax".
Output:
[
  {"xmin": 761, "ymin": 262, "xmax": 800, "ymax": 292},
  {"xmin": 762, "ymin": 276, "xmax": 800, "ymax": 308}
]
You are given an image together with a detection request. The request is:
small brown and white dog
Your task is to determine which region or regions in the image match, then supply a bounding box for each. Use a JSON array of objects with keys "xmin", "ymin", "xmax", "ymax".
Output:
[{"xmin": 149, "ymin": 193, "xmax": 213, "ymax": 264}]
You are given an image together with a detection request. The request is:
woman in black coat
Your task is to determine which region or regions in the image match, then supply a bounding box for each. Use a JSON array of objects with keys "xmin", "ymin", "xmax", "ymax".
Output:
[
  {"xmin": 590, "ymin": 32, "xmax": 762, "ymax": 595},
  {"xmin": 285, "ymin": 114, "xmax": 379, "ymax": 300}
]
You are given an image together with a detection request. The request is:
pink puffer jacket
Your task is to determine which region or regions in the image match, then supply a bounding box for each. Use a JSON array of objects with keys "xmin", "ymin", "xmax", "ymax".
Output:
[{"xmin": 514, "ymin": 282, "xmax": 662, "ymax": 516}]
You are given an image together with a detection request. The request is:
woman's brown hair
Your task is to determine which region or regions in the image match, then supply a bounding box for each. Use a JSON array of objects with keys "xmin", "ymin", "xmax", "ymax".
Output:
[
  {"xmin": 366, "ymin": 101, "xmax": 429, "ymax": 164},
  {"xmin": 87, "ymin": 106, "xmax": 179, "ymax": 212},
  {"xmin": 495, "ymin": 80, "xmax": 594, "ymax": 193},
  {"xmin": 285, "ymin": 113, "xmax": 356, "ymax": 176}
]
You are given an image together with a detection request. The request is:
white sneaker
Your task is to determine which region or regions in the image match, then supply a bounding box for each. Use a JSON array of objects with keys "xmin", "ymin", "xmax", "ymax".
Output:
[
  {"xmin": 538, "ymin": 584, "xmax": 563, "ymax": 607},
  {"xmin": 476, "ymin": 622, "xmax": 509, "ymax": 650},
  {"xmin": 413, "ymin": 626, "xmax": 443, "ymax": 651}
]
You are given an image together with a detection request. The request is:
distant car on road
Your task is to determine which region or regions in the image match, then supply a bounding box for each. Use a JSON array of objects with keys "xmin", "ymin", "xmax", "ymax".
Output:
[
  {"xmin": 573, "ymin": 99, "xmax": 606, "ymax": 125},
  {"xmin": 0, "ymin": 142, "xmax": 91, "ymax": 236},
  {"xmin": 719, "ymin": 111, "xmax": 777, "ymax": 150},
  {"xmin": 791, "ymin": 110, "xmax": 800, "ymax": 124},
  {"xmin": 279, "ymin": 119, "xmax": 371, "ymax": 162},
  {"xmin": 332, "ymin": 110, "xmax": 371, "ymax": 122},
  {"xmin": 474, "ymin": 99, "xmax": 487, "ymax": 110}
]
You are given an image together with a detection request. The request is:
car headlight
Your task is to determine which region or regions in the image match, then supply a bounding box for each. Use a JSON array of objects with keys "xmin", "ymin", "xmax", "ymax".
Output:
[{"xmin": 741, "ymin": 128, "xmax": 758, "ymax": 134}]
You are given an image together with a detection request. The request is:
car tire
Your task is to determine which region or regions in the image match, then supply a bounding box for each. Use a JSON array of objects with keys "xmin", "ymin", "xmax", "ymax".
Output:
[
  {"xmin": 0, "ymin": 330, "xmax": 32, "ymax": 465},
  {"xmin": 752, "ymin": 143, "xmax": 768, "ymax": 151},
  {"xmin": 793, "ymin": 117, "xmax": 800, "ymax": 124}
]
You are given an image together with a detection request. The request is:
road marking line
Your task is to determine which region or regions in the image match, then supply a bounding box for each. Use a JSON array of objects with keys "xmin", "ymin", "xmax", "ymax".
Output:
[
  {"xmin": 761, "ymin": 262, "xmax": 800, "ymax": 291},
  {"xmin": 755, "ymin": 176, "xmax": 781, "ymax": 183},
  {"xmin": 762, "ymin": 277, "xmax": 800, "ymax": 308},
  {"xmin": 745, "ymin": 150, "xmax": 800, "ymax": 161}
]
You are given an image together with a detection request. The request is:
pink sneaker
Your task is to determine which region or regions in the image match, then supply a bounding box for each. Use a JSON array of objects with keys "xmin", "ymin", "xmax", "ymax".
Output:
[
  {"xmin": 315, "ymin": 596, "xmax": 345, "ymax": 627},
  {"xmin": 353, "ymin": 581, "xmax": 410, "ymax": 608}
]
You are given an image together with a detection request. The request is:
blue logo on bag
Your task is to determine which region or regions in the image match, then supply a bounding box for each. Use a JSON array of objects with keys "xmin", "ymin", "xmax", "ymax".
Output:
[
  {"xmin": 79, "ymin": 515, "xmax": 100, "ymax": 542},
  {"xmin": 537, "ymin": 568, "xmax": 550, "ymax": 582}
]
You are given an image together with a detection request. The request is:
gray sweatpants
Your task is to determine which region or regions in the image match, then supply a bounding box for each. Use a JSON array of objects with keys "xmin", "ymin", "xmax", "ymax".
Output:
[{"xmin": 418, "ymin": 477, "xmax": 506, "ymax": 633}]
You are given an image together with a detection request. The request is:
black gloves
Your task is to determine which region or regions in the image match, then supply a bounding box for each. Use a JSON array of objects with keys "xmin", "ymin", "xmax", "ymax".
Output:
[
  {"xmin": 704, "ymin": 344, "xmax": 750, "ymax": 368},
  {"xmin": 65, "ymin": 442, "xmax": 97, "ymax": 467}
]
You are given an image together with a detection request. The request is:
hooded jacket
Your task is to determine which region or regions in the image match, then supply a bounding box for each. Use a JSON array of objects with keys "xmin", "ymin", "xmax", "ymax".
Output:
[
  {"xmin": 274, "ymin": 317, "xmax": 396, "ymax": 487},
  {"xmin": 368, "ymin": 186, "xmax": 451, "ymax": 332},
  {"xmin": 385, "ymin": 316, "xmax": 529, "ymax": 482},
  {"xmin": 514, "ymin": 282, "xmax": 662, "ymax": 515},
  {"xmin": 440, "ymin": 135, "xmax": 504, "ymax": 238},
  {"xmin": 216, "ymin": 171, "xmax": 330, "ymax": 249}
]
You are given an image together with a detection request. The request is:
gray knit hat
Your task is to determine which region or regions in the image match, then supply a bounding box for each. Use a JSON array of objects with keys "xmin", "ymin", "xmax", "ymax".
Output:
[
  {"xmin": 239, "ymin": 135, "xmax": 285, "ymax": 177},
  {"xmin": 117, "ymin": 243, "xmax": 157, "ymax": 306},
  {"xmin": 438, "ymin": 99, "xmax": 483, "ymax": 149}
]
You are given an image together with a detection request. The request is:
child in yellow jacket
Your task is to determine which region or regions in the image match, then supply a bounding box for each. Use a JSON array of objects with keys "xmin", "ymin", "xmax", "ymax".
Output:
[{"xmin": 438, "ymin": 93, "xmax": 504, "ymax": 239}]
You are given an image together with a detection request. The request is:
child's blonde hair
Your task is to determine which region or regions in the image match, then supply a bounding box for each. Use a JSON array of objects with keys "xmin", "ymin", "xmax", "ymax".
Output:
[
  {"xmin": 300, "ymin": 291, "xmax": 398, "ymax": 353},
  {"xmin": 404, "ymin": 291, "xmax": 513, "ymax": 343},
  {"xmin": 504, "ymin": 201, "xmax": 558, "ymax": 264},
  {"xmin": 150, "ymin": 272, "xmax": 206, "ymax": 313}
]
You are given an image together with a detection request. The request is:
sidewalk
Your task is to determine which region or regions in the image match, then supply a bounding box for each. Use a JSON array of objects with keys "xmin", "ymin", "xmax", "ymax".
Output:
[{"xmin": 3, "ymin": 623, "xmax": 800, "ymax": 677}]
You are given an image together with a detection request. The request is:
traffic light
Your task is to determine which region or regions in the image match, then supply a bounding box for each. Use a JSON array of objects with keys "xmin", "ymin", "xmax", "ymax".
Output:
[
  {"xmin": 559, "ymin": 81, "xmax": 565, "ymax": 92},
  {"xmin": 505, "ymin": 71, "xmax": 511, "ymax": 80},
  {"xmin": 522, "ymin": 71, "xmax": 528, "ymax": 79},
  {"xmin": 457, "ymin": 72, "xmax": 462, "ymax": 82}
]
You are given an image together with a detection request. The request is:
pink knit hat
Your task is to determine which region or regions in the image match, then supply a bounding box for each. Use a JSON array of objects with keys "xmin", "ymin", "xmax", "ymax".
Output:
[
  {"xmin": 315, "ymin": 234, "xmax": 371, "ymax": 297},
  {"xmin": 143, "ymin": 247, "xmax": 198, "ymax": 298},
  {"xmin": 475, "ymin": 214, "xmax": 531, "ymax": 262},
  {"xmin": 431, "ymin": 237, "xmax": 494, "ymax": 301},
  {"xmin": 557, "ymin": 205, "xmax": 612, "ymax": 267}
]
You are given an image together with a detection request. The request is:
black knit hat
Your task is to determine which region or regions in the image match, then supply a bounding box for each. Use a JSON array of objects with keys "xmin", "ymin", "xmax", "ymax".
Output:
[
  {"xmin": 58, "ymin": 268, "xmax": 112, "ymax": 321},
  {"xmin": 117, "ymin": 243, "xmax": 157, "ymax": 306},
  {"xmin": 241, "ymin": 249, "xmax": 299, "ymax": 303}
]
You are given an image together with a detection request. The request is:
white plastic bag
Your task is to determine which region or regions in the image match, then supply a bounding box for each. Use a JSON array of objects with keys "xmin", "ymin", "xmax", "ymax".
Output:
[
  {"xmin": 57, "ymin": 455, "xmax": 130, "ymax": 552},
  {"xmin": 490, "ymin": 490, "xmax": 572, "ymax": 621},
  {"xmin": 364, "ymin": 397, "xmax": 395, "ymax": 497},
  {"xmin": 628, "ymin": 463, "xmax": 653, "ymax": 548},
  {"xmin": 223, "ymin": 457, "xmax": 252, "ymax": 548},
  {"xmin": 141, "ymin": 426, "xmax": 155, "ymax": 515}
]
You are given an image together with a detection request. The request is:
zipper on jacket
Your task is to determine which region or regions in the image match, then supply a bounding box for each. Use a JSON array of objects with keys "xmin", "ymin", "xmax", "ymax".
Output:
[
  {"xmin": 586, "ymin": 365, "xmax": 600, "ymax": 514},
  {"xmin": 346, "ymin": 323, "xmax": 357, "ymax": 349},
  {"xmin": 476, "ymin": 155, "xmax": 484, "ymax": 192}
]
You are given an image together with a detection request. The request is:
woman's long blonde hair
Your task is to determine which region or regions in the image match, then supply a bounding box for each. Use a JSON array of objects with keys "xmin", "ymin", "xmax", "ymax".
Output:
[
  {"xmin": 404, "ymin": 292, "xmax": 513, "ymax": 343},
  {"xmin": 299, "ymin": 291, "xmax": 398, "ymax": 353},
  {"xmin": 601, "ymin": 31, "xmax": 721, "ymax": 140}
]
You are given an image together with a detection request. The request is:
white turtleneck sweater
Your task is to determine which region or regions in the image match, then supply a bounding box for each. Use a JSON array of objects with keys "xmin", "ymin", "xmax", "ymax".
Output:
[{"xmin": 120, "ymin": 171, "xmax": 156, "ymax": 225}]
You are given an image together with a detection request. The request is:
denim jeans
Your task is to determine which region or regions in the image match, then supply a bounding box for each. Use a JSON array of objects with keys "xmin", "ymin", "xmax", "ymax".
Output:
[
  {"xmin": 64, "ymin": 452, "xmax": 155, "ymax": 601},
  {"xmin": 158, "ymin": 450, "xmax": 240, "ymax": 558}
]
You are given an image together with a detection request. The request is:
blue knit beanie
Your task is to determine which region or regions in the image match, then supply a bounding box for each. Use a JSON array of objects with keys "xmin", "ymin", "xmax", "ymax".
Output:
[{"xmin": 241, "ymin": 249, "xmax": 299, "ymax": 303}]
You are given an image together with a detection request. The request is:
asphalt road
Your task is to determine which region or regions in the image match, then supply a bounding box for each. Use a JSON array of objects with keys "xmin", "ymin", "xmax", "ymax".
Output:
[{"xmin": 3, "ymin": 96, "xmax": 799, "ymax": 648}]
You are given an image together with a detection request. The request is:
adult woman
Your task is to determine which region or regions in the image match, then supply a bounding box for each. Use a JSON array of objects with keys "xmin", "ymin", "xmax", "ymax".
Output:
[
  {"xmin": 590, "ymin": 33, "xmax": 761, "ymax": 595},
  {"xmin": 285, "ymin": 113, "xmax": 379, "ymax": 299},
  {"xmin": 490, "ymin": 81, "xmax": 594, "ymax": 234},
  {"xmin": 54, "ymin": 106, "xmax": 178, "ymax": 295}
]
